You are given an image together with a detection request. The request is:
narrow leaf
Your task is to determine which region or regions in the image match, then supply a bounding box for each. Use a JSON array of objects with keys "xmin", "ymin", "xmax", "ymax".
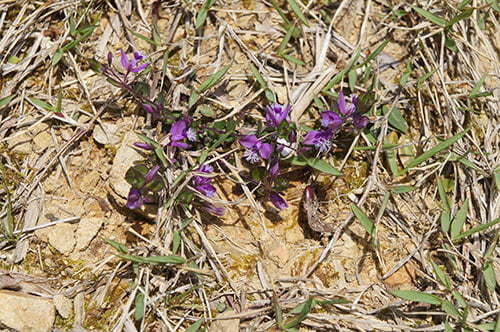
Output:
[
  {"xmin": 283, "ymin": 297, "xmax": 314, "ymax": 329},
  {"xmin": 391, "ymin": 289, "xmax": 442, "ymax": 305},
  {"xmin": 0, "ymin": 95, "xmax": 14, "ymax": 109},
  {"xmin": 185, "ymin": 319, "xmax": 204, "ymax": 332},
  {"xmin": 286, "ymin": 0, "xmax": 309, "ymax": 25},
  {"xmin": 306, "ymin": 158, "xmax": 342, "ymax": 176},
  {"xmin": 134, "ymin": 293, "xmax": 145, "ymax": 321},
  {"xmin": 411, "ymin": 5, "xmax": 447, "ymax": 27},
  {"xmin": 430, "ymin": 260, "xmax": 452, "ymax": 289},
  {"xmin": 197, "ymin": 65, "xmax": 231, "ymax": 93},
  {"xmin": 450, "ymin": 198, "xmax": 469, "ymax": 240},
  {"xmin": 351, "ymin": 204, "xmax": 375, "ymax": 236},
  {"xmin": 452, "ymin": 218, "xmax": 500, "ymax": 242},
  {"xmin": 400, "ymin": 130, "xmax": 468, "ymax": 174}
]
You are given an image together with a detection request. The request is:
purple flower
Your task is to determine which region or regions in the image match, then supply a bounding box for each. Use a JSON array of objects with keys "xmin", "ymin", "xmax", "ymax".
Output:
[
  {"xmin": 145, "ymin": 165, "xmax": 160, "ymax": 183},
  {"xmin": 126, "ymin": 188, "xmax": 144, "ymax": 209},
  {"xmin": 120, "ymin": 49, "xmax": 149, "ymax": 73},
  {"xmin": 169, "ymin": 119, "xmax": 190, "ymax": 149},
  {"xmin": 269, "ymin": 191, "xmax": 288, "ymax": 209},
  {"xmin": 352, "ymin": 113, "xmax": 369, "ymax": 129},
  {"xmin": 269, "ymin": 160, "xmax": 280, "ymax": 178},
  {"xmin": 320, "ymin": 110, "xmax": 343, "ymax": 130},
  {"xmin": 265, "ymin": 104, "xmax": 291, "ymax": 128},
  {"xmin": 133, "ymin": 142, "xmax": 153, "ymax": 150},
  {"xmin": 337, "ymin": 91, "xmax": 357, "ymax": 117},
  {"xmin": 303, "ymin": 129, "xmax": 334, "ymax": 152},
  {"xmin": 201, "ymin": 203, "xmax": 225, "ymax": 216},
  {"xmin": 239, "ymin": 135, "xmax": 273, "ymax": 163},
  {"xmin": 192, "ymin": 164, "xmax": 216, "ymax": 197}
]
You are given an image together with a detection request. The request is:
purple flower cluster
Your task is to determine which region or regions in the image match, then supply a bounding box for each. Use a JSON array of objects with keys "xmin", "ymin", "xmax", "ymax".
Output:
[
  {"xmin": 304, "ymin": 92, "xmax": 368, "ymax": 152},
  {"xmin": 192, "ymin": 164, "xmax": 216, "ymax": 197},
  {"xmin": 103, "ymin": 49, "xmax": 149, "ymax": 84},
  {"xmin": 126, "ymin": 165, "xmax": 160, "ymax": 209}
]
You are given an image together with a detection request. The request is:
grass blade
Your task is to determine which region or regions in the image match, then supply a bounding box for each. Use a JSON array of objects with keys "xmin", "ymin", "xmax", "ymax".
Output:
[
  {"xmin": 411, "ymin": 5, "xmax": 447, "ymax": 27},
  {"xmin": 283, "ymin": 297, "xmax": 314, "ymax": 329},
  {"xmin": 400, "ymin": 130, "xmax": 468, "ymax": 174},
  {"xmin": 0, "ymin": 95, "xmax": 14, "ymax": 109},
  {"xmin": 305, "ymin": 158, "xmax": 342, "ymax": 176},
  {"xmin": 452, "ymin": 218, "xmax": 500, "ymax": 242},
  {"xmin": 391, "ymin": 289, "xmax": 442, "ymax": 305},
  {"xmin": 351, "ymin": 204, "xmax": 375, "ymax": 236},
  {"xmin": 185, "ymin": 319, "xmax": 204, "ymax": 332},
  {"xmin": 450, "ymin": 198, "xmax": 469, "ymax": 240},
  {"xmin": 286, "ymin": 0, "xmax": 309, "ymax": 25},
  {"xmin": 430, "ymin": 260, "xmax": 452, "ymax": 289},
  {"xmin": 195, "ymin": 0, "xmax": 217, "ymax": 29}
]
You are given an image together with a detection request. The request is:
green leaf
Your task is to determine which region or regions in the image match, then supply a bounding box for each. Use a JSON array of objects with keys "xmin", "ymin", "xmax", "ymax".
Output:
[
  {"xmin": 446, "ymin": 8, "xmax": 474, "ymax": 28},
  {"xmin": 52, "ymin": 50, "xmax": 64, "ymax": 66},
  {"xmin": 348, "ymin": 69, "xmax": 357, "ymax": 92},
  {"xmin": 185, "ymin": 319, "xmax": 204, "ymax": 332},
  {"xmin": 400, "ymin": 130, "xmax": 468, "ymax": 175},
  {"xmin": 198, "ymin": 65, "xmax": 231, "ymax": 93},
  {"xmin": 438, "ymin": 177, "xmax": 452, "ymax": 233},
  {"xmin": 172, "ymin": 231, "xmax": 181, "ymax": 254},
  {"xmin": 384, "ymin": 106, "xmax": 408, "ymax": 133},
  {"xmin": 0, "ymin": 95, "xmax": 14, "ymax": 109},
  {"xmin": 452, "ymin": 218, "xmax": 500, "ymax": 242},
  {"xmin": 445, "ymin": 36, "xmax": 458, "ymax": 52},
  {"xmin": 283, "ymin": 297, "xmax": 314, "ymax": 329},
  {"xmin": 306, "ymin": 158, "xmax": 342, "ymax": 176},
  {"xmin": 391, "ymin": 289, "xmax": 442, "ymax": 305},
  {"xmin": 361, "ymin": 40, "xmax": 389, "ymax": 66},
  {"xmin": 351, "ymin": 204, "xmax": 375, "ymax": 236},
  {"xmin": 28, "ymin": 97, "xmax": 56, "ymax": 112},
  {"xmin": 195, "ymin": 0, "xmax": 216, "ymax": 29},
  {"xmin": 286, "ymin": 0, "xmax": 309, "ymax": 25},
  {"xmin": 278, "ymin": 24, "xmax": 296, "ymax": 54},
  {"xmin": 390, "ymin": 185, "xmax": 416, "ymax": 194},
  {"xmin": 417, "ymin": 69, "xmax": 437, "ymax": 90},
  {"xmin": 281, "ymin": 52, "xmax": 305, "ymax": 66},
  {"xmin": 430, "ymin": 260, "xmax": 452, "ymax": 289},
  {"xmin": 411, "ymin": 5, "xmax": 447, "ymax": 27},
  {"xmin": 134, "ymin": 292, "xmax": 145, "ymax": 321},
  {"xmin": 128, "ymin": 29, "xmax": 159, "ymax": 46},
  {"xmin": 117, "ymin": 254, "xmax": 186, "ymax": 265},
  {"xmin": 441, "ymin": 300, "xmax": 460, "ymax": 318},
  {"xmin": 450, "ymin": 198, "xmax": 469, "ymax": 240},
  {"xmin": 483, "ymin": 262, "xmax": 496, "ymax": 293},
  {"xmin": 125, "ymin": 165, "xmax": 148, "ymax": 188},
  {"xmin": 469, "ymin": 75, "xmax": 492, "ymax": 98},
  {"xmin": 104, "ymin": 238, "xmax": 129, "ymax": 254},
  {"xmin": 143, "ymin": 255, "xmax": 186, "ymax": 264}
]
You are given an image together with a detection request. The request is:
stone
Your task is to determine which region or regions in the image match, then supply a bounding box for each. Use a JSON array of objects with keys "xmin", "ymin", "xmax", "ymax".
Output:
[
  {"xmin": 32, "ymin": 130, "xmax": 52, "ymax": 152},
  {"xmin": 6, "ymin": 132, "xmax": 32, "ymax": 154},
  {"xmin": 93, "ymin": 122, "xmax": 121, "ymax": 145},
  {"xmin": 109, "ymin": 132, "xmax": 143, "ymax": 198},
  {"xmin": 75, "ymin": 218, "xmax": 103, "ymax": 251},
  {"xmin": 47, "ymin": 223, "xmax": 76, "ymax": 255},
  {"xmin": 209, "ymin": 310, "xmax": 239, "ymax": 332},
  {"xmin": 54, "ymin": 294, "xmax": 73, "ymax": 319},
  {"xmin": 0, "ymin": 290, "xmax": 55, "ymax": 331}
]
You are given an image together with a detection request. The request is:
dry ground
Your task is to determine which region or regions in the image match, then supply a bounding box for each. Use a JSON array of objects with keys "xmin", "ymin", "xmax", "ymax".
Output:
[{"xmin": 0, "ymin": 0, "xmax": 499, "ymax": 331}]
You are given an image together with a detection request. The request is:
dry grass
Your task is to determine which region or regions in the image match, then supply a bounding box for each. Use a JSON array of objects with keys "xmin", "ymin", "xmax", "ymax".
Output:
[{"xmin": 0, "ymin": 0, "xmax": 499, "ymax": 331}]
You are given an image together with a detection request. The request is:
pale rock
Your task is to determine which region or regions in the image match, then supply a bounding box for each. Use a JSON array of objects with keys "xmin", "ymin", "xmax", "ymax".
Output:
[
  {"xmin": 109, "ymin": 132, "xmax": 143, "ymax": 198},
  {"xmin": 47, "ymin": 223, "xmax": 76, "ymax": 255},
  {"xmin": 54, "ymin": 294, "xmax": 73, "ymax": 319},
  {"xmin": 75, "ymin": 218, "xmax": 103, "ymax": 251},
  {"xmin": 6, "ymin": 133, "xmax": 32, "ymax": 154},
  {"xmin": 33, "ymin": 130, "xmax": 52, "ymax": 152},
  {"xmin": 0, "ymin": 290, "xmax": 55, "ymax": 331},
  {"xmin": 209, "ymin": 310, "xmax": 239, "ymax": 332},
  {"xmin": 93, "ymin": 122, "xmax": 121, "ymax": 145}
]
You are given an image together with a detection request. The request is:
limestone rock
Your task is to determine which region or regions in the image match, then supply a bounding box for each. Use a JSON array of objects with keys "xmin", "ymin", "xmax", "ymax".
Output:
[
  {"xmin": 93, "ymin": 122, "xmax": 121, "ymax": 145},
  {"xmin": 33, "ymin": 130, "xmax": 52, "ymax": 152},
  {"xmin": 75, "ymin": 218, "xmax": 103, "ymax": 251},
  {"xmin": 209, "ymin": 311, "xmax": 239, "ymax": 332},
  {"xmin": 109, "ymin": 132, "xmax": 143, "ymax": 198},
  {"xmin": 47, "ymin": 223, "xmax": 76, "ymax": 255},
  {"xmin": 0, "ymin": 290, "xmax": 55, "ymax": 331},
  {"xmin": 54, "ymin": 294, "xmax": 73, "ymax": 319}
]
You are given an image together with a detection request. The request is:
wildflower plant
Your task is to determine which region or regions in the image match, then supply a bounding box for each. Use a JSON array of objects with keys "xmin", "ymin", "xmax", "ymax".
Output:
[{"xmin": 99, "ymin": 49, "xmax": 371, "ymax": 217}]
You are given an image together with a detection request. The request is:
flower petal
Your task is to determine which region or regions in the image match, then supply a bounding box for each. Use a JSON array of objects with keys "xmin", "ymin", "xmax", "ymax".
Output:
[
  {"xmin": 126, "ymin": 188, "xmax": 143, "ymax": 209},
  {"xmin": 171, "ymin": 141, "xmax": 189, "ymax": 149},
  {"xmin": 170, "ymin": 120, "xmax": 187, "ymax": 141},
  {"xmin": 145, "ymin": 165, "xmax": 160, "ymax": 183},
  {"xmin": 198, "ymin": 164, "xmax": 214, "ymax": 173},
  {"xmin": 269, "ymin": 191, "xmax": 288, "ymax": 209},
  {"xmin": 196, "ymin": 183, "xmax": 216, "ymax": 197},
  {"xmin": 269, "ymin": 160, "xmax": 280, "ymax": 178},
  {"xmin": 130, "ymin": 62, "xmax": 149, "ymax": 73},
  {"xmin": 133, "ymin": 142, "xmax": 153, "ymax": 150},
  {"xmin": 303, "ymin": 130, "xmax": 321, "ymax": 145},
  {"xmin": 239, "ymin": 135, "xmax": 259, "ymax": 149},
  {"xmin": 320, "ymin": 110, "xmax": 343, "ymax": 129},
  {"xmin": 258, "ymin": 143, "xmax": 272, "ymax": 160},
  {"xmin": 119, "ymin": 49, "xmax": 129, "ymax": 70},
  {"xmin": 337, "ymin": 91, "xmax": 346, "ymax": 115}
]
